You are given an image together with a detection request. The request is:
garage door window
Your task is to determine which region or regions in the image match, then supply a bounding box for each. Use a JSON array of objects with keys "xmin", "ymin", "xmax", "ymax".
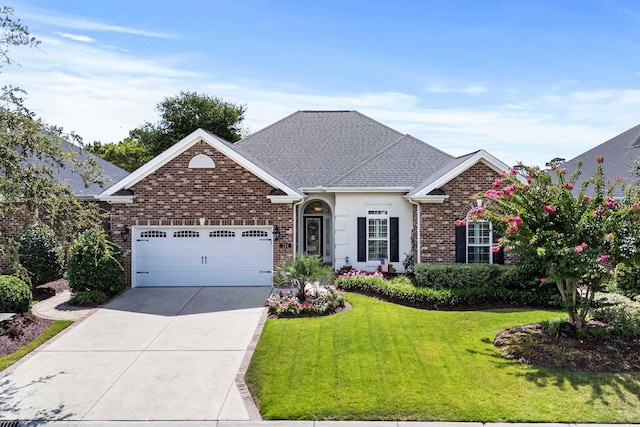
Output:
[
  {"xmin": 242, "ymin": 230, "xmax": 268, "ymax": 237},
  {"xmin": 210, "ymin": 230, "xmax": 235, "ymax": 237},
  {"xmin": 140, "ymin": 230, "xmax": 167, "ymax": 238},
  {"xmin": 174, "ymin": 230, "xmax": 200, "ymax": 238}
]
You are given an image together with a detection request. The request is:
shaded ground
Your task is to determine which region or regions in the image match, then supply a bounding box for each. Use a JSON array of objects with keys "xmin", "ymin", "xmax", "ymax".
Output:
[
  {"xmin": 494, "ymin": 322, "xmax": 640, "ymax": 373},
  {"xmin": 0, "ymin": 280, "xmax": 69, "ymax": 358}
]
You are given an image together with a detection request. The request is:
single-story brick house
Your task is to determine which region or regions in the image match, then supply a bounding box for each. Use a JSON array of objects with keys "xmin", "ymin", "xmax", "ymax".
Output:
[{"xmin": 97, "ymin": 111, "xmax": 512, "ymax": 288}]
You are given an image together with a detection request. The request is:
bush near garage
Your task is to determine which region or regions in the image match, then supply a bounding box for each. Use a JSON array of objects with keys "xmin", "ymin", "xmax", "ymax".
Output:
[
  {"xmin": 0, "ymin": 275, "xmax": 32, "ymax": 313},
  {"xmin": 16, "ymin": 222, "xmax": 64, "ymax": 290},
  {"xmin": 66, "ymin": 229, "xmax": 124, "ymax": 303}
]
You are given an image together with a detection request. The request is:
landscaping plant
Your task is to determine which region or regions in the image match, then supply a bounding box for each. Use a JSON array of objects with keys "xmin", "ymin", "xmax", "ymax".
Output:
[
  {"xmin": 272, "ymin": 253, "xmax": 334, "ymax": 302},
  {"xmin": 0, "ymin": 275, "xmax": 32, "ymax": 313},
  {"xmin": 476, "ymin": 157, "xmax": 640, "ymax": 329},
  {"xmin": 66, "ymin": 228, "xmax": 124, "ymax": 303},
  {"xmin": 16, "ymin": 222, "xmax": 63, "ymax": 289}
]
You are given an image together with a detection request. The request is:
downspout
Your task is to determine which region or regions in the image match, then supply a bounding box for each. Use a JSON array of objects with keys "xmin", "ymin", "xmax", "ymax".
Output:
[{"xmin": 408, "ymin": 198, "xmax": 421, "ymax": 264}]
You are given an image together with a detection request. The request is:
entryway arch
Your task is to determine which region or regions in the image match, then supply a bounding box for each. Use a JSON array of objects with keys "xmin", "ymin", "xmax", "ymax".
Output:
[{"xmin": 301, "ymin": 199, "xmax": 333, "ymax": 264}]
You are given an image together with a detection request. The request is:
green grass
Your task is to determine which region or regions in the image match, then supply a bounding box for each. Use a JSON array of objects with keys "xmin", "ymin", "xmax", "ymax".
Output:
[
  {"xmin": 0, "ymin": 320, "xmax": 73, "ymax": 371},
  {"xmin": 246, "ymin": 292, "xmax": 640, "ymax": 422}
]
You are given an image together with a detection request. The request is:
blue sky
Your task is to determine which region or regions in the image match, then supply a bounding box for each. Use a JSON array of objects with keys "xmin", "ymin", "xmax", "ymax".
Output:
[{"xmin": 4, "ymin": 0, "xmax": 640, "ymax": 167}]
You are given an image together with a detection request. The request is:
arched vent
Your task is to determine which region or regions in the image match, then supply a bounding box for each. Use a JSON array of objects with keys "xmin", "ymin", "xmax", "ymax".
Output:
[{"xmin": 188, "ymin": 154, "xmax": 215, "ymax": 168}]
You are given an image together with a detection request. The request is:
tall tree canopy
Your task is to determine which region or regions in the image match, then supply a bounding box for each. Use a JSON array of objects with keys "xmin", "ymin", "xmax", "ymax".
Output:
[
  {"xmin": 1, "ymin": 7, "xmax": 103, "ymax": 266},
  {"xmin": 87, "ymin": 91, "xmax": 246, "ymax": 171}
]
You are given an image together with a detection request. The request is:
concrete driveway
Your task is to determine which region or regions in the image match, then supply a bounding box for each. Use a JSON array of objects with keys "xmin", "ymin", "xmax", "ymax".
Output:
[{"xmin": 0, "ymin": 286, "xmax": 271, "ymax": 422}]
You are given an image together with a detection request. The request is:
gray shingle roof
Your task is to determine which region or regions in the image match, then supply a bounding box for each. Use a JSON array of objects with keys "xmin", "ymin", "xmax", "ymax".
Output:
[
  {"xmin": 406, "ymin": 152, "xmax": 478, "ymax": 197},
  {"xmin": 235, "ymin": 111, "xmax": 455, "ymax": 189},
  {"xmin": 562, "ymin": 123, "xmax": 640, "ymax": 198},
  {"xmin": 55, "ymin": 142, "xmax": 129, "ymax": 198}
]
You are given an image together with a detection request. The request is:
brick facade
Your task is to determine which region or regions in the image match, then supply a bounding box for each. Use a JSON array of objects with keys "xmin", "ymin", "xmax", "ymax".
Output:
[
  {"xmin": 108, "ymin": 140, "xmax": 294, "ymax": 286},
  {"xmin": 418, "ymin": 161, "xmax": 513, "ymax": 264}
]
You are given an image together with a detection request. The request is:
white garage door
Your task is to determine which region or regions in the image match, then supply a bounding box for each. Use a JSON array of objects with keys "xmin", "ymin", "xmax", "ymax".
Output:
[{"xmin": 132, "ymin": 226, "xmax": 273, "ymax": 287}]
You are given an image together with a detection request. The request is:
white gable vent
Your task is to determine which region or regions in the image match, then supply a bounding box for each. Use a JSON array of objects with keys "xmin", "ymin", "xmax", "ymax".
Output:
[{"xmin": 188, "ymin": 154, "xmax": 215, "ymax": 168}]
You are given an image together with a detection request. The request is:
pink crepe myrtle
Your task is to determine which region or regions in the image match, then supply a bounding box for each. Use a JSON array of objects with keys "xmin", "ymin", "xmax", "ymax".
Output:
[{"xmin": 543, "ymin": 205, "xmax": 556, "ymax": 213}]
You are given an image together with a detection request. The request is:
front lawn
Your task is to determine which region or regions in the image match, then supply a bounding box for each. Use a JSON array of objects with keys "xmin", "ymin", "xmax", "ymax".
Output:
[{"xmin": 246, "ymin": 292, "xmax": 640, "ymax": 422}]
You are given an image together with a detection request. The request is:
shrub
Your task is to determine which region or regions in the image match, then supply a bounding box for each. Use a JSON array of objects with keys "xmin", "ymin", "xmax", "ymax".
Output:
[
  {"xmin": 337, "ymin": 274, "xmax": 562, "ymax": 309},
  {"xmin": 66, "ymin": 229, "xmax": 124, "ymax": 298},
  {"xmin": 612, "ymin": 262, "xmax": 640, "ymax": 298},
  {"xmin": 591, "ymin": 293, "xmax": 640, "ymax": 340},
  {"xmin": 0, "ymin": 275, "xmax": 32, "ymax": 313},
  {"xmin": 272, "ymin": 253, "xmax": 334, "ymax": 302},
  {"xmin": 69, "ymin": 290, "xmax": 110, "ymax": 305},
  {"xmin": 413, "ymin": 263, "xmax": 517, "ymax": 289},
  {"xmin": 17, "ymin": 222, "xmax": 63, "ymax": 288}
]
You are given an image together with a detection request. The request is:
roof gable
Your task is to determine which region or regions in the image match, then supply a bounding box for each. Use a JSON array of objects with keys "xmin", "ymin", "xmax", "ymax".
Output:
[
  {"xmin": 99, "ymin": 129, "xmax": 303, "ymax": 200},
  {"xmin": 408, "ymin": 150, "xmax": 516, "ymax": 199}
]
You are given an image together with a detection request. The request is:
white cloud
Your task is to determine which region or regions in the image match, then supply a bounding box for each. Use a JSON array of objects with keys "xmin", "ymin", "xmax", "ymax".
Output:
[
  {"xmin": 19, "ymin": 6, "xmax": 176, "ymax": 39},
  {"xmin": 4, "ymin": 28, "xmax": 638, "ymax": 171},
  {"xmin": 55, "ymin": 32, "xmax": 96, "ymax": 43},
  {"xmin": 425, "ymin": 84, "xmax": 488, "ymax": 94}
]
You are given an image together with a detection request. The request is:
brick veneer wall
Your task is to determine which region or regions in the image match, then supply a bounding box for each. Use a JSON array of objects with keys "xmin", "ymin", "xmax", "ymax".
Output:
[
  {"xmin": 418, "ymin": 161, "xmax": 514, "ymax": 264},
  {"xmin": 108, "ymin": 140, "xmax": 294, "ymax": 286}
]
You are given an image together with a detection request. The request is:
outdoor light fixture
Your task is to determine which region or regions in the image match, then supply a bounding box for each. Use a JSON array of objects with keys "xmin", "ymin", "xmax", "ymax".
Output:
[
  {"xmin": 121, "ymin": 225, "xmax": 130, "ymax": 242},
  {"xmin": 273, "ymin": 225, "xmax": 281, "ymax": 241}
]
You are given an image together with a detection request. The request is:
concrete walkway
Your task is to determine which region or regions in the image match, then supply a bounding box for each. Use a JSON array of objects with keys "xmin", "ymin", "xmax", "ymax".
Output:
[
  {"xmin": 32, "ymin": 290, "xmax": 96, "ymax": 321},
  {"xmin": 0, "ymin": 287, "xmax": 271, "ymax": 423}
]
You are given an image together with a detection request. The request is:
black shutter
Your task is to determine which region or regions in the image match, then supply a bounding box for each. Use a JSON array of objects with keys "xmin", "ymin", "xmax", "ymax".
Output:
[
  {"xmin": 390, "ymin": 217, "xmax": 399, "ymax": 262},
  {"xmin": 455, "ymin": 225, "xmax": 466, "ymax": 263},
  {"xmin": 357, "ymin": 217, "xmax": 367, "ymax": 262},
  {"xmin": 492, "ymin": 231, "xmax": 504, "ymax": 264}
]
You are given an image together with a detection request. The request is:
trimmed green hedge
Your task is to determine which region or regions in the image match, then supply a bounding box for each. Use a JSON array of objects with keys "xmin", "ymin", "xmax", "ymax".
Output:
[
  {"xmin": 0, "ymin": 275, "xmax": 32, "ymax": 313},
  {"xmin": 414, "ymin": 263, "xmax": 516, "ymax": 289},
  {"xmin": 337, "ymin": 271, "xmax": 561, "ymax": 309}
]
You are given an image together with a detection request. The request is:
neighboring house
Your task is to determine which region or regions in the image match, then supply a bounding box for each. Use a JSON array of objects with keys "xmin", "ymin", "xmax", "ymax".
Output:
[
  {"xmin": 0, "ymin": 142, "xmax": 129, "ymax": 271},
  {"xmin": 562, "ymin": 123, "xmax": 640, "ymax": 198},
  {"xmin": 98, "ymin": 111, "xmax": 513, "ymax": 288}
]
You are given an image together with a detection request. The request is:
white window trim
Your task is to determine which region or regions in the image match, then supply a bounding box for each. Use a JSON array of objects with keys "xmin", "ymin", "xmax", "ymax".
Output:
[{"xmin": 367, "ymin": 209, "xmax": 389, "ymax": 262}]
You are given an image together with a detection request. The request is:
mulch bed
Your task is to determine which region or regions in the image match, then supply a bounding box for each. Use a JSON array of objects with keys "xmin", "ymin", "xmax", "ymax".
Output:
[
  {"xmin": 0, "ymin": 279, "xmax": 70, "ymax": 358},
  {"xmin": 494, "ymin": 323, "xmax": 640, "ymax": 373}
]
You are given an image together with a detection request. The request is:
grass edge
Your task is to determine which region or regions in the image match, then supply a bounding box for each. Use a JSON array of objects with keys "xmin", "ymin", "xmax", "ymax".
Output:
[{"xmin": 0, "ymin": 320, "xmax": 73, "ymax": 371}]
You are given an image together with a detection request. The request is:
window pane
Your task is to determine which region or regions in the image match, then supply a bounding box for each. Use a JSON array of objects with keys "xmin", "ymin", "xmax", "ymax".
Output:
[
  {"xmin": 468, "ymin": 246, "xmax": 490, "ymax": 263},
  {"xmin": 368, "ymin": 218, "xmax": 388, "ymax": 238},
  {"xmin": 368, "ymin": 240, "xmax": 388, "ymax": 261}
]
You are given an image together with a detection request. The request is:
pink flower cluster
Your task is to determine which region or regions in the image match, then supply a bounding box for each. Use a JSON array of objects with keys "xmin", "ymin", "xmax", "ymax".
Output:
[
  {"xmin": 563, "ymin": 181, "xmax": 574, "ymax": 190},
  {"xmin": 505, "ymin": 215, "xmax": 522, "ymax": 234},
  {"xmin": 543, "ymin": 205, "xmax": 556, "ymax": 213},
  {"xmin": 574, "ymin": 242, "xmax": 588, "ymax": 253},
  {"xmin": 455, "ymin": 219, "xmax": 467, "ymax": 227},
  {"xmin": 604, "ymin": 197, "xmax": 616, "ymax": 208}
]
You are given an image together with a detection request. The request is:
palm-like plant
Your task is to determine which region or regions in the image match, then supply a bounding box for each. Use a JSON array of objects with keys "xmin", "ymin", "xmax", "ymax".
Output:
[{"xmin": 273, "ymin": 253, "xmax": 334, "ymax": 301}]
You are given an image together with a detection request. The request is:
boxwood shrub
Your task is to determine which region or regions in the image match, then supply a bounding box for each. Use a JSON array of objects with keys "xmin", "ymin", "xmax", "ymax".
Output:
[
  {"xmin": 0, "ymin": 275, "xmax": 32, "ymax": 313},
  {"xmin": 414, "ymin": 263, "xmax": 516, "ymax": 289}
]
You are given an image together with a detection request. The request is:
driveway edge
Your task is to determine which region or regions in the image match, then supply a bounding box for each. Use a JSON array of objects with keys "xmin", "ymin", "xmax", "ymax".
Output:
[{"xmin": 235, "ymin": 306, "xmax": 269, "ymax": 421}]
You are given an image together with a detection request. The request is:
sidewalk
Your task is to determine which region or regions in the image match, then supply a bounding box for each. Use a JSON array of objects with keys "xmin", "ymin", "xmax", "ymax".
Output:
[{"xmin": 11, "ymin": 421, "xmax": 640, "ymax": 426}]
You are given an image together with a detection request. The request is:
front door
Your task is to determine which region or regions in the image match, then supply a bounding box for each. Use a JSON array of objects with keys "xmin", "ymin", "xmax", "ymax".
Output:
[{"xmin": 304, "ymin": 217, "xmax": 322, "ymax": 257}]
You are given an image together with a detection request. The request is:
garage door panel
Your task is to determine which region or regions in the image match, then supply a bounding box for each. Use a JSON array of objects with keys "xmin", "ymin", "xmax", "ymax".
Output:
[{"xmin": 133, "ymin": 226, "xmax": 273, "ymax": 287}]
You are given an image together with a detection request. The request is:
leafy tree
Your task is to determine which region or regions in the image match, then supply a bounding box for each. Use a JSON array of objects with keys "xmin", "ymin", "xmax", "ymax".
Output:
[
  {"xmin": 87, "ymin": 91, "xmax": 247, "ymax": 171},
  {"xmin": 85, "ymin": 137, "xmax": 151, "ymax": 172},
  {"xmin": 0, "ymin": 7, "xmax": 104, "ymax": 268},
  {"xmin": 17, "ymin": 222, "xmax": 63, "ymax": 288},
  {"xmin": 476, "ymin": 158, "xmax": 640, "ymax": 329}
]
